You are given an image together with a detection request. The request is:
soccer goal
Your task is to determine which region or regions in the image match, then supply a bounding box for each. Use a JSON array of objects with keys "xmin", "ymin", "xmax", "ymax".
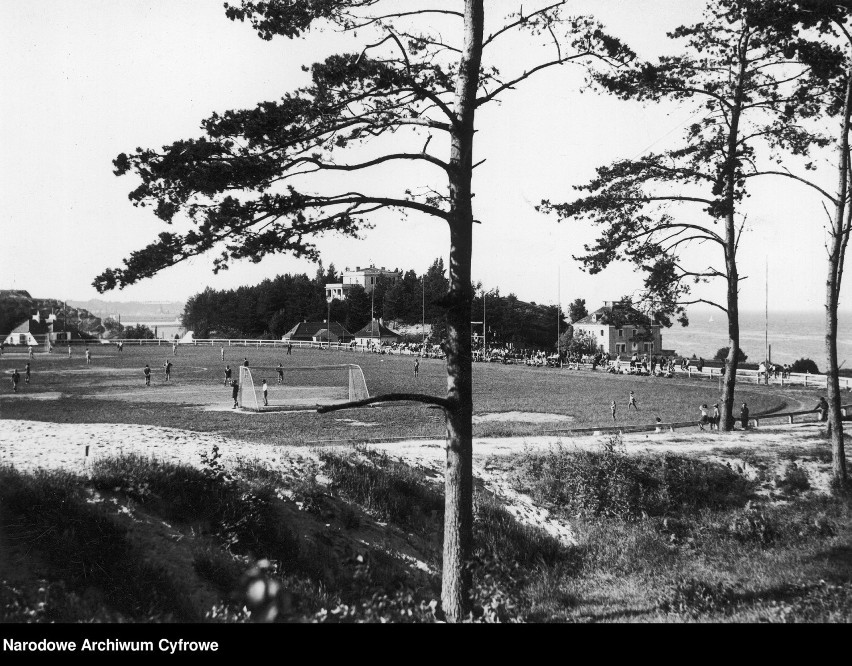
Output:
[{"xmin": 237, "ymin": 364, "xmax": 369, "ymax": 411}]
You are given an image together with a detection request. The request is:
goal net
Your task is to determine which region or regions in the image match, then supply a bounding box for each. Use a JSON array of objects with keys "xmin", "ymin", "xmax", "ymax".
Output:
[{"xmin": 237, "ymin": 364, "xmax": 369, "ymax": 411}]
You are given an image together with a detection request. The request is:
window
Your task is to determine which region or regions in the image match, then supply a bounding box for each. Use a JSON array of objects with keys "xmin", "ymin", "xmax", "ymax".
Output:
[
  {"xmin": 632, "ymin": 328, "xmax": 637, "ymax": 337},
  {"xmin": 616, "ymin": 343, "xmax": 626, "ymax": 353},
  {"xmin": 618, "ymin": 329, "xmax": 623, "ymax": 338},
  {"xmin": 600, "ymin": 329, "xmax": 604, "ymax": 337}
]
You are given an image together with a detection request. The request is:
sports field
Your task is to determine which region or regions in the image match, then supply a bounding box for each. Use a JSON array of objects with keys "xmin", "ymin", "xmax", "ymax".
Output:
[{"xmin": 0, "ymin": 343, "xmax": 811, "ymax": 445}]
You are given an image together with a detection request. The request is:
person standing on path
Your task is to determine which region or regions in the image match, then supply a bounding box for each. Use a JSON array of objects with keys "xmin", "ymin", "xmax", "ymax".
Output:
[
  {"xmin": 414, "ymin": 357, "xmax": 420, "ymax": 378},
  {"xmin": 232, "ymin": 379, "xmax": 239, "ymax": 408},
  {"xmin": 11, "ymin": 369, "xmax": 20, "ymax": 393},
  {"xmin": 85, "ymin": 348, "xmax": 91, "ymax": 366},
  {"xmin": 816, "ymin": 396, "xmax": 829, "ymax": 422},
  {"xmin": 24, "ymin": 362, "xmax": 31, "ymax": 384},
  {"xmin": 277, "ymin": 363, "xmax": 284, "ymax": 384},
  {"xmin": 28, "ymin": 346, "xmax": 34, "ymax": 360},
  {"xmin": 711, "ymin": 403, "xmax": 720, "ymax": 431},
  {"xmin": 611, "ymin": 400, "xmax": 617, "ymax": 422},
  {"xmin": 143, "ymin": 364, "xmax": 151, "ymax": 386},
  {"xmin": 287, "ymin": 342, "xmax": 292, "ymax": 355},
  {"xmin": 243, "ymin": 357, "xmax": 249, "ymax": 368},
  {"xmin": 740, "ymin": 402, "xmax": 750, "ymax": 430},
  {"xmin": 67, "ymin": 344, "xmax": 72, "ymax": 358},
  {"xmin": 627, "ymin": 391, "xmax": 638, "ymax": 412},
  {"xmin": 163, "ymin": 360, "xmax": 172, "ymax": 382},
  {"xmin": 698, "ymin": 404, "xmax": 709, "ymax": 430},
  {"xmin": 224, "ymin": 365, "xmax": 232, "ymax": 386},
  {"xmin": 262, "ymin": 379, "xmax": 268, "ymax": 407},
  {"xmin": 173, "ymin": 341, "xmax": 178, "ymax": 356}
]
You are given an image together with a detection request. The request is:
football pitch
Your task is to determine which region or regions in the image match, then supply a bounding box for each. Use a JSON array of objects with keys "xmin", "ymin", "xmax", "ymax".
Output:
[{"xmin": 0, "ymin": 343, "xmax": 804, "ymax": 446}]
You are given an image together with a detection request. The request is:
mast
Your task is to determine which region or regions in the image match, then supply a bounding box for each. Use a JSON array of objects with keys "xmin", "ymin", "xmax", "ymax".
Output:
[
  {"xmin": 482, "ymin": 287, "xmax": 486, "ymax": 353},
  {"xmin": 765, "ymin": 257, "xmax": 769, "ymax": 364},
  {"xmin": 422, "ymin": 273, "xmax": 425, "ymax": 347},
  {"xmin": 557, "ymin": 266, "xmax": 561, "ymax": 355}
]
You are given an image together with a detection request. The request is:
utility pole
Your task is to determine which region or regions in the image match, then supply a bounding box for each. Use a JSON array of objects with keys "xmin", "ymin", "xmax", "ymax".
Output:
[
  {"xmin": 327, "ymin": 294, "xmax": 332, "ymax": 350},
  {"xmin": 482, "ymin": 288, "xmax": 486, "ymax": 356},
  {"xmin": 422, "ymin": 273, "xmax": 426, "ymax": 351},
  {"xmin": 557, "ymin": 266, "xmax": 561, "ymax": 359}
]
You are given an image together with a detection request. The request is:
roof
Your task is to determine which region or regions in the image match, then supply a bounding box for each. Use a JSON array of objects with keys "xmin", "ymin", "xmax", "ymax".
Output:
[
  {"xmin": 8, "ymin": 319, "xmax": 50, "ymax": 335},
  {"xmin": 574, "ymin": 302, "xmax": 656, "ymax": 327},
  {"xmin": 354, "ymin": 319, "xmax": 401, "ymax": 339},
  {"xmin": 283, "ymin": 321, "xmax": 352, "ymax": 340},
  {"xmin": 313, "ymin": 328, "xmax": 339, "ymax": 342}
]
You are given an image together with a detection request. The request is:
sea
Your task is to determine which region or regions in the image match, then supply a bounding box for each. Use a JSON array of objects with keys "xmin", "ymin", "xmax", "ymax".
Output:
[
  {"xmin": 663, "ymin": 309, "xmax": 852, "ymax": 367},
  {"xmin": 121, "ymin": 320, "xmax": 184, "ymax": 340}
]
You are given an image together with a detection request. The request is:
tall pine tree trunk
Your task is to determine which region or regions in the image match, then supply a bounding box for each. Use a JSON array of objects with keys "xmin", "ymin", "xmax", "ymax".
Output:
[
  {"xmin": 441, "ymin": 0, "xmax": 482, "ymax": 622},
  {"xmin": 720, "ymin": 39, "xmax": 749, "ymax": 431},
  {"xmin": 826, "ymin": 74, "xmax": 852, "ymax": 486}
]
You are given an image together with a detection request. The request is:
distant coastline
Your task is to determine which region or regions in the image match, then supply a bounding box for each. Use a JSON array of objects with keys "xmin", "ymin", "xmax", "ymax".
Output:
[{"xmin": 666, "ymin": 309, "xmax": 852, "ymax": 365}]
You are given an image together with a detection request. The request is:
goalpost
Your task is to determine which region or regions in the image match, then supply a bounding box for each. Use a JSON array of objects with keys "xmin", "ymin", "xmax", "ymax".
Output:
[{"xmin": 237, "ymin": 364, "xmax": 369, "ymax": 411}]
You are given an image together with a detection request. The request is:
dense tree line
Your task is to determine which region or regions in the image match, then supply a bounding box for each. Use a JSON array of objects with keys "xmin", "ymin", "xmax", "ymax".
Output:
[{"xmin": 181, "ymin": 257, "xmax": 564, "ymax": 349}]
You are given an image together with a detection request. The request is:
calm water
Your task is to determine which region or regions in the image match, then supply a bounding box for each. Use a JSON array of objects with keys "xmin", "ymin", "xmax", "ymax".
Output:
[
  {"xmin": 663, "ymin": 310, "xmax": 852, "ymax": 367},
  {"xmin": 121, "ymin": 320, "xmax": 184, "ymax": 340}
]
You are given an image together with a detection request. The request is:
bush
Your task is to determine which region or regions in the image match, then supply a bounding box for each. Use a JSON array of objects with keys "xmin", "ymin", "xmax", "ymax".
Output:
[
  {"xmin": 90, "ymin": 451, "xmax": 300, "ymax": 562},
  {"xmin": 724, "ymin": 504, "xmax": 778, "ymax": 547},
  {"xmin": 777, "ymin": 463, "xmax": 810, "ymax": 494},
  {"xmin": 714, "ymin": 347, "xmax": 748, "ymax": 363},
  {"xmin": 319, "ymin": 449, "xmax": 443, "ymax": 534},
  {"xmin": 658, "ymin": 576, "xmax": 739, "ymax": 617},
  {"xmin": 508, "ymin": 437, "xmax": 755, "ymax": 521},
  {"xmin": 474, "ymin": 493, "xmax": 564, "ymax": 568},
  {"xmin": 790, "ymin": 358, "xmax": 821, "ymax": 374}
]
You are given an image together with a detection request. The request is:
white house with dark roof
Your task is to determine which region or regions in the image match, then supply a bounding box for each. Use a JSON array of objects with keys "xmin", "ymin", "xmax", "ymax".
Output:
[
  {"xmin": 572, "ymin": 301, "xmax": 662, "ymax": 356},
  {"xmin": 325, "ymin": 264, "xmax": 402, "ymax": 300}
]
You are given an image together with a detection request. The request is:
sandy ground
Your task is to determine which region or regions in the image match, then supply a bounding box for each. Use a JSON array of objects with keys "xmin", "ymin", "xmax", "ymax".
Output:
[{"xmin": 0, "ymin": 419, "xmax": 835, "ymax": 547}]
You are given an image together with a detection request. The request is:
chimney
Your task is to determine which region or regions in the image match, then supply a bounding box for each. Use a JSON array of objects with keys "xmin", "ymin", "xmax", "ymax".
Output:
[{"xmin": 356, "ymin": 266, "xmax": 360, "ymax": 271}]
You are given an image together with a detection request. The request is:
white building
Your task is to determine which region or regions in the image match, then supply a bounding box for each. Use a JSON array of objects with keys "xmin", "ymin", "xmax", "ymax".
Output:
[
  {"xmin": 325, "ymin": 264, "xmax": 401, "ymax": 299},
  {"xmin": 572, "ymin": 301, "xmax": 663, "ymax": 356}
]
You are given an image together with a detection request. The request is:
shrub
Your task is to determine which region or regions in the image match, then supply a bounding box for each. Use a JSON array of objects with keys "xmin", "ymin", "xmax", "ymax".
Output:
[
  {"xmin": 658, "ymin": 576, "xmax": 739, "ymax": 618},
  {"xmin": 508, "ymin": 437, "xmax": 754, "ymax": 521},
  {"xmin": 319, "ymin": 449, "xmax": 443, "ymax": 534},
  {"xmin": 714, "ymin": 347, "xmax": 748, "ymax": 363},
  {"xmin": 724, "ymin": 504, "xmax": 778, "ymax": 548},
  {"xmin": 777, "ymin": 463, "xmax": 810, "ymax": 494},
  {"xmin": 90, "ymin": 452, "xmax": 300, "ymax": 562},
  {"xmin": 790, "ymin": 358, "xmax": 820, "ymax": 374},
  {"xmin": 474, "ymin": 492, "xmax": 564, "ymax": 567}
]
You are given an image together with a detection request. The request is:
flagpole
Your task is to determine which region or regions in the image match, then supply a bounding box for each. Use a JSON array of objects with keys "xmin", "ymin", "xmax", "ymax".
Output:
[{"xmin": 422, "ymin": 274, "xmax": 425, "ymax": 349}]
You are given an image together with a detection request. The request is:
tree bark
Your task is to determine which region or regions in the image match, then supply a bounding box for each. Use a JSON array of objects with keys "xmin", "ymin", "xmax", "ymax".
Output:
[
  {"xmin": 826, "ymin": 74, "xmax": 852, "ymax": 487},
  {"xmin": 441, "ymin": 0, "xmax": 482, "ymax": 622},
  {"xmin": 720, "ymin": 35, "xmax": 749, "ymax": 432}
]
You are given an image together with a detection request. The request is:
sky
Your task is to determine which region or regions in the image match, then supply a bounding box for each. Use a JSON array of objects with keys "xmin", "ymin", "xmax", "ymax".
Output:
[{"xmin": 0, "ymin": 0, "xmax": 845, "ymax": 315}]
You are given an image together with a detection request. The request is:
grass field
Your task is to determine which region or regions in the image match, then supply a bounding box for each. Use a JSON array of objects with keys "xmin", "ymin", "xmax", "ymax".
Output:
[{"xmin": 0, "ymin": 343, "xmax": 813, "ymax": 445}]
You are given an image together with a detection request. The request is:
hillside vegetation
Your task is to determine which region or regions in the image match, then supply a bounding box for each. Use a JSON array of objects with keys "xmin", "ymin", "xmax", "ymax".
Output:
[
  {"xmin": 180, "ymin": 259, "xmax": 564, "ymax": 350},
  {"xmin": 0, "ymin": 290, "xmax": 102, "ymax": 337}
]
